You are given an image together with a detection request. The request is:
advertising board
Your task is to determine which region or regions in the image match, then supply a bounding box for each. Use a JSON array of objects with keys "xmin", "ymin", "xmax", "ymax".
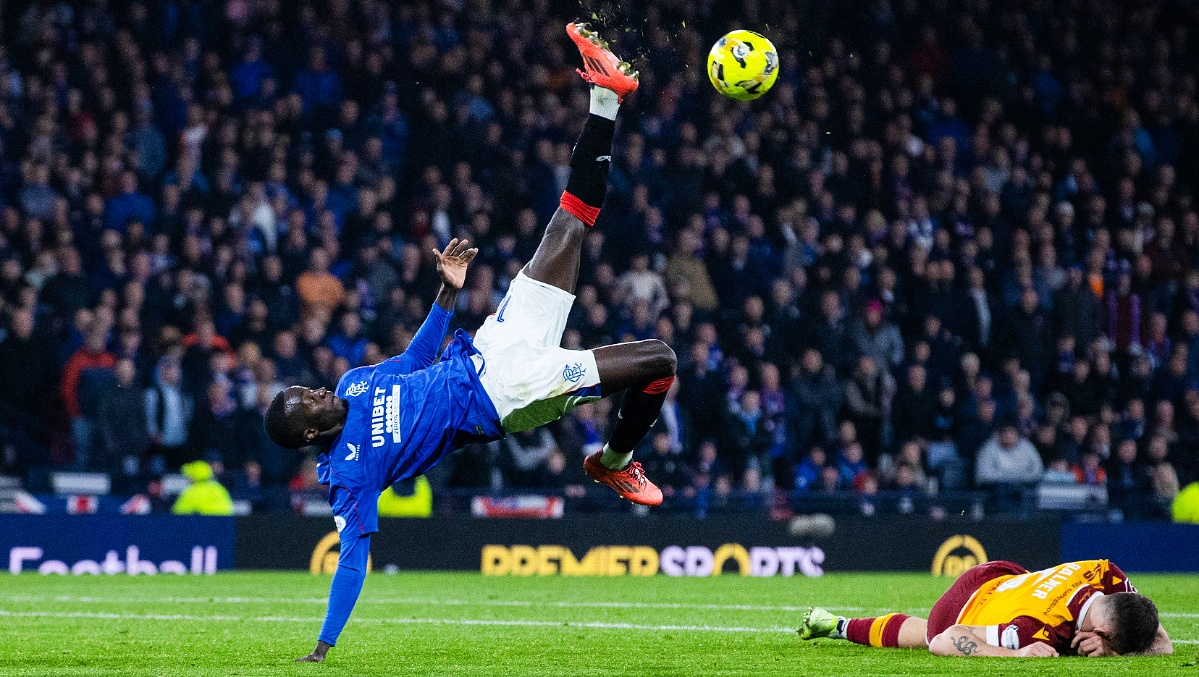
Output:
[
  {"xmin": 236, "ymin": 515, "xmax": 1061, "ymax": 577},
  {"xmin": 1061, "ymin": 522, "xmax": 1199, "ymax": 572},
  {"xmin": 2, "ymin": 515, "xmax": 234, "ymax": 575}
]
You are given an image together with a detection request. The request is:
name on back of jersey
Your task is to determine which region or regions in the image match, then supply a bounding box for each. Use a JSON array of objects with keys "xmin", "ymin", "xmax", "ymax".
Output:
[{"xmin": 371, "ymin": 385, "xmax": 402, "ymax": 448}]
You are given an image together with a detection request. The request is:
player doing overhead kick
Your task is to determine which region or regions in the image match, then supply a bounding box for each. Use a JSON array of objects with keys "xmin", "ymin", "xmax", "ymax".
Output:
[{"xmin": 264, "ymin": 24, "xmax": 674, "ymax": 662}]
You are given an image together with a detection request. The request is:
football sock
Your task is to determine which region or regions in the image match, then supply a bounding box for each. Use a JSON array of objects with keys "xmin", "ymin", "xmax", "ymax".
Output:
[
  {"xmin": 843, "ymin": 614, "xmax": 911, "ymax": 648},
  {"xmin": 830, "ymin": 616, "xmax": 848, "ymax": 640},
  {"xmin": 599, "ymin": 443, "xmax": 633, "ymax": 470},
  {"xmin": 603, "ymin": 376, "xmax": 674, "ymax": 467},
  {"xmin": 560, "ymin": 108, "xmax": 615, "ymax": 226},
  {"xmin": 589, "ymin": 85, "xmax": 620, "ymax": 120}
]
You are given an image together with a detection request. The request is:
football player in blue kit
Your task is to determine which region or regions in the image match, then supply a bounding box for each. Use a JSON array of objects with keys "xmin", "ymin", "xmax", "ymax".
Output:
[{"xmin": 266, "ymin": 24, "xmax": 676, "ymax": 662}]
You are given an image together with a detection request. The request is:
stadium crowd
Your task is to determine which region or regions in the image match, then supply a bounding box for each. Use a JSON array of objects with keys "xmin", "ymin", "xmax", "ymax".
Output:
[{"xmin": 1, "ymin": 0, "xmax": 1198, "ymax": 517}]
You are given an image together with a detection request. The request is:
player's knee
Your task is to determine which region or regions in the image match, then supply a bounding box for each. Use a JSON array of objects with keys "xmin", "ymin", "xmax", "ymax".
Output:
[
  {"xmin": 642, "ymin": 340, "xmax": 676, "ymax": 377},
  {"xmin": 549, "ymin": 207, "xmax": 587, "ymax": 234}
]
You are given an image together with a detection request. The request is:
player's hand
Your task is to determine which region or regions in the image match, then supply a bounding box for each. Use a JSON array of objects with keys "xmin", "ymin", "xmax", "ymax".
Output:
[
  {"xmin": 1016, "ymin": 643, "xmax": 1059, "ymax": 658},
  {"xmin": 1072, "ymin": 631, "xmax": 1115, "ymax": 657},
  {"xmin": 432, "ymin": 238, "xmax": 478, "ymax": 290}
]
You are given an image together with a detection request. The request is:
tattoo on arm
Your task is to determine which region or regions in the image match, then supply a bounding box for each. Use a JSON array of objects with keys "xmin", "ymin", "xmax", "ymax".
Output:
[{"xmin": 951, "ymin": 635, "xmax": 979, "ymax": 655}]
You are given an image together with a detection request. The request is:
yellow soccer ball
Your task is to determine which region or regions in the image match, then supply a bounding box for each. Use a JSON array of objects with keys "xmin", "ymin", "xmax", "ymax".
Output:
[{"xmin": 707, "ymin": 30, "xmax": 779, "ymax": 101}]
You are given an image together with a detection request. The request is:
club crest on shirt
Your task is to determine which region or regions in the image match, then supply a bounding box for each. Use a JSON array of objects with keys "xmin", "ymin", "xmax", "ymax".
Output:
[
  {"xmin": 345, "ymin": 381, "xmax": 369, "ymax": 397},
  {"xmin": 563, "ymin": 362, "xmax": 585, "ymax": 383}
]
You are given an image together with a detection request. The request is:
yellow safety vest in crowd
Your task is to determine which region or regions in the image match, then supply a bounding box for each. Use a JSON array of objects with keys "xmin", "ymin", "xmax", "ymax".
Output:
[
  {"xmin": 378, "ymin": 476, "xmax": 432, "ymax": 517},
  {"xmin": 172, "ymin": 479, "xmax": 235, "ymax": 516}
]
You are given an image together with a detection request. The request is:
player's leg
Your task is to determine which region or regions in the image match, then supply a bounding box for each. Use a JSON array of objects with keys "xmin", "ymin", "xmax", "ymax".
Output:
[
  {"xmin": 471, "ymin": 337, "xmax": 674, "ymax": 505},
  {"xmin": 800, "ymin": 560, "xmax": 1031, "ymax": 651},
  {"xmin": 800, "ymin": 607, "xmax": 927, "ymax": 649},
  {"xmin": 596, "ymin": 340, "xmax": 678, "ymax": 465},
  {"xmin": 577, "ymin": 340, "xmax": 676, "ymax": 505},
  {"xmin": 521, "ymin": 23, "xmax": 637, "ymax": 295},
  {"xmin": 522, "ymin": 210, "xmax": 588, "ymax": 295}
]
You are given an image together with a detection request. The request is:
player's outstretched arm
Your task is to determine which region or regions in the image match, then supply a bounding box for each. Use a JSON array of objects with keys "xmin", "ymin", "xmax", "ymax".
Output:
[
  {"xmin": 929, "ymin": 625, "xmax": 1058, "ymax": 658},
  {"xmin": 298, "ymin": 532, "xmax": 372, "ymax": 662},
  {"xmin": 390, "ymin": 239, "xmax": 478, "ymax": 373}
]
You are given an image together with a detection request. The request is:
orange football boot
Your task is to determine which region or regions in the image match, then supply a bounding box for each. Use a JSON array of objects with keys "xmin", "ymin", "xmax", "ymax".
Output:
[
  {"xmin": 566, "ymin": 22, "xmax": 639, "ymax": 102},
  {"xmin": 584, "ymin": 451, "xmax": 663, "ymax": 506}
]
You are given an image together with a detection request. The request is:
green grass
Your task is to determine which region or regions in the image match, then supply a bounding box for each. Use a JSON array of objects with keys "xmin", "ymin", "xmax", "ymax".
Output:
[{"xmin": 0, "ymin": 571, "xmax": 1196, "ymax": 675}]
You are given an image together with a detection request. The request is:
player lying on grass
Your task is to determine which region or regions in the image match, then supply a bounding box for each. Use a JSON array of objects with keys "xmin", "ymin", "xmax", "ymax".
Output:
[
  {"xmin": 265, "ymin": 24, "xmax": 672, "ymax": 663},
  {"xmin": 800, "ymin": 559, "xmax": 1172, "ymax": 657}
]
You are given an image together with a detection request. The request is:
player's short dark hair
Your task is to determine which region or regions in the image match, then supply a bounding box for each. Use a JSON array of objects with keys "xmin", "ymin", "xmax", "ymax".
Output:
[
  {"xmin": 1106, "ymin": 592, "xmax": 1159, "ymax": 655},
  {"xmin": 264, "ymin": 390, "xmax": 306, "ymax": 449}
]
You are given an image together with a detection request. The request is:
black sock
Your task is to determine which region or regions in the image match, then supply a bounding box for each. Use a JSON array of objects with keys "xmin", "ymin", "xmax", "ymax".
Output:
[
  {"xmin": 607, "ymin": 376, "xmax": 674, "ymax": 454},
  {"xmin": 561, "ymin": 114, "xmax": 615, "ymax": 222}
]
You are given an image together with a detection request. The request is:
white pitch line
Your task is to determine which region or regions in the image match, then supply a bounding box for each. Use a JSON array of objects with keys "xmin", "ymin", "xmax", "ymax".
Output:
[
  {"xmin": 6, "ymin": 595, "xmax": 1199, "ymax": 618},
  {"xmin": 4, "ymin": 608, "xmax": 1196, "ymax": 644},
  {"xmin": 2, "ymin": 609, "xmax": 1197, "ymax": 643},
  {"xmin": 0, "ymin": 595, "xmax": 870, "ymax": 613},
  {"xmin": 0, "ymin": 609, "xmax": 794, "ymax": 634}
]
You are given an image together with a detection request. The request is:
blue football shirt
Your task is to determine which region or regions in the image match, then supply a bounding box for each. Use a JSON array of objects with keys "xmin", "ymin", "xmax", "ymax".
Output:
[{"xmin": 316, "ymin": 318, "xmax": 503, "ymax": 536}]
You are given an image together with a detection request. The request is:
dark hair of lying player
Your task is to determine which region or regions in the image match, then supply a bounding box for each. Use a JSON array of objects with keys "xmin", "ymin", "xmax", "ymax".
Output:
[{"xmin": 1096, "ymin": 592, "xmax": 1159, "ymax": 655}]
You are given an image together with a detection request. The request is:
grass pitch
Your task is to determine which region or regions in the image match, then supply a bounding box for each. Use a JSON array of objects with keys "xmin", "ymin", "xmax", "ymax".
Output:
[{"xmin": 0, "ymin": 571, "xmax": 1196, "ymax": 675}]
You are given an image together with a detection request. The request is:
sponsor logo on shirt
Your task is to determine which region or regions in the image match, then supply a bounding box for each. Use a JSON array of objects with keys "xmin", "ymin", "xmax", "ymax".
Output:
[
  {"xmin": 371, "ymin": 385, "xmax": 403, "ymax": 448},
  {"xmin": 563, "ymin": 362, "xmax": 586, "ymax": 383},
  {"xmin": 344, "ymin": 443, "xmax": 359, "ymax": 461},
  {"xmin": 345, "ymin": 381, "xmax": 369, "ymax": 397}
]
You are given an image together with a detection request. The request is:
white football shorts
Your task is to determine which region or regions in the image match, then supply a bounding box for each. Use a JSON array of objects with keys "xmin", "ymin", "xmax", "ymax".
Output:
[{"xmin": 471, "ymin": 273, "xmax": 602, "ymax": 432}]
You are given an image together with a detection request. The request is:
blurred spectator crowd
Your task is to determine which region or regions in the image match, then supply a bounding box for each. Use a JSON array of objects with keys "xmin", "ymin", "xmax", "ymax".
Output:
[{"xmin": 1, "ymin": 0, "xmax": 1198, "ymax": 517}]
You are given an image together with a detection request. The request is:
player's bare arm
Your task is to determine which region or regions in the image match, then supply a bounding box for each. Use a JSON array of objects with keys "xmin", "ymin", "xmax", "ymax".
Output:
[{"xmin": 929, "ymin": 625, "xmax": 1057, "ymax": 658}]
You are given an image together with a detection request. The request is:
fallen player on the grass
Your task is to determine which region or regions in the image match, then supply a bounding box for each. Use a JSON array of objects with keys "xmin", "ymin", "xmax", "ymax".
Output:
[
  {"xmin": 265, "ymin": 23, "xmax": 673, "ymax": 663},
  {"xmin": 800, "ymin": 559, "xmax": 1172, "ymax": 657}
]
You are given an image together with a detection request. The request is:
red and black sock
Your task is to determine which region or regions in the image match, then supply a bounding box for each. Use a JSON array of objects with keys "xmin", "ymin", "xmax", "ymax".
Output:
[
  {"xmin": 607, "ymin": 376, "xmax": 673, "ymax": 454},
  {"xmin": 559, "ymin": 114, "xmax": 615, "ymax": 226},
  {"xmin": 843, "ymin": 614, "xmax": 911, "ymax": 648}
]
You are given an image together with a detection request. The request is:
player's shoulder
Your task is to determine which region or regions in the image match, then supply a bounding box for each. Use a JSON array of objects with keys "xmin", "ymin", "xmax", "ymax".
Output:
[
  {"xmin": 1096, "ymin": 559, "xmax": 1135, "ymax": 593},
  {"xmin": 336, "ymin": 365, "xmax": 376, "ymax": 399}
]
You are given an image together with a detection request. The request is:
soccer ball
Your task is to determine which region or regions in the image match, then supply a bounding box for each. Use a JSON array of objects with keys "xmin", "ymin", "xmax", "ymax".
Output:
[{"xmin": 707, "ymin": 30, "xmax": 779, "ymax": 101}]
